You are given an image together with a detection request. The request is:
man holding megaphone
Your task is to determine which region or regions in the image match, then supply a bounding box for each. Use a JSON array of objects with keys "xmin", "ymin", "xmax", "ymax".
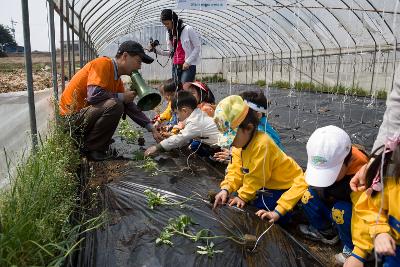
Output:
[{"xmin": 59, "ymin": 41, "xmax": 162, "ymax": 161}]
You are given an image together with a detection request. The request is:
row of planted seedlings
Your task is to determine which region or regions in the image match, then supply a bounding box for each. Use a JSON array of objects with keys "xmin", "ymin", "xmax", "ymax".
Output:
[
  {"xmin": 117, "ymin": 119, "xmax": 260, "ymax": 257},
  {"xmin": 0, "ymin": 121, "xmax": 103, "ymax": 266}
]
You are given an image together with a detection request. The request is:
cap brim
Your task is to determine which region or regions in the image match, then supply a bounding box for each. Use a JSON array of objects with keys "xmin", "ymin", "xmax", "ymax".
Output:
[
  {"xmin": 305, "ymin": 162, "xmax": 342, "ymax": 187},
  {"xmin": 217, "ymin": 127, "xmax": 238, "ymax": 148},
  {"xmin": 141, "ymin": 53, "xmax": 154, "ymax": 64}
]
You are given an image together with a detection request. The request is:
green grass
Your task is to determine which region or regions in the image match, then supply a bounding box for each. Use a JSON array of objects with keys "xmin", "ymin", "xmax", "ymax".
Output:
[
  {"xmin": 198, "ymin": 74, "xmax": 226, "ymax": 83},
  {"xmin": 0, "ymin": 123, "xmax": 99, "ymax": 266},
  {"xmin": 254, "ymin": 80, "xmax": 266, "ymax": 87},
  {"xmin": 268, "ymin": 80, "xmax": 387, "ymax": 99}
]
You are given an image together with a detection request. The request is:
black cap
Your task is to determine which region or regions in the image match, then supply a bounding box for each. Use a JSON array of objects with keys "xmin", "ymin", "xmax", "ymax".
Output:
[{"xmin": 117, "ymin": 40, "xmax": 154, "ymax": 64}]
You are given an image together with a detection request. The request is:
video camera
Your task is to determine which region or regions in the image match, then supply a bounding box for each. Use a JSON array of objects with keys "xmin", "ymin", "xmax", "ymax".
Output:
[{"xmin": 149, "ymin": 38, "xmax": 160, "ymax": 52}]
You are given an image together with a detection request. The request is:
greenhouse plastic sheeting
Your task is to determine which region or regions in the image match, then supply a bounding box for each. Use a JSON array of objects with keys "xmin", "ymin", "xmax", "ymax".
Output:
[
  {"xmin": 74, "ymin": 154, "xmax": 322, "ymax": 267},
  {"xmin": 71, "ymin": 86, "xmax": 384, "ymax": 266}
]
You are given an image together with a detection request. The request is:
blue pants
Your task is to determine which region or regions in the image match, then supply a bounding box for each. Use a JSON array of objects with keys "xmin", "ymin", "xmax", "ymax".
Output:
[
  {"xmin": 252, "ymin": 188, "xmax": 292, "ymax": 225},
  {"xmin": 172, "ymin": 64, "xmax": 196, "ymax": 83},
  {"xmin": 301, "ymin": 188, "xmax": 353, "ymax": 250},
  {"xmin": 189, "ymin": 140, "xmax": 220, "ymax": 158},
  {"xmin": 383, "ymin": 246, "xmax": 400, "ymax": 267}
]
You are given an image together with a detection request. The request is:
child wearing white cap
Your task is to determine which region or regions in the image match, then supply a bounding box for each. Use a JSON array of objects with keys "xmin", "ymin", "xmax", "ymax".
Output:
[{"xmin": 297, "ymin": 125, "xmax": 370, "ymax": 264}]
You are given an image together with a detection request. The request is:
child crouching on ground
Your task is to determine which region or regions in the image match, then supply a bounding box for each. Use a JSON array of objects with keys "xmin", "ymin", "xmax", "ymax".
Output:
[
  {"xmin": 344, "ymin": 134, "xmax": 400, "ymax": 267},
  {"xmin": 213, "ymin": 90, "xmax": 284, "ymax": 164},
  {"xmin": 294, "ymin": 125, "xmax": 370, "ymax": 264},
  {"xmin": 183, "ymin": 81, "xmax": 217, "ymax": 156},
  {"xmin": 212, "ymin": 95, "xmax": 307, "ymax": 225},
  {"xmin": 153, "ymin": 79, "xmax": 182, "ymax": 136},
  {"xmin": 144, "ymin": 91, "xmax": 220, "ymax": 157},
  {"xmin": 183, "ymin": 81, "xmax": 216, "ymax": 117}
]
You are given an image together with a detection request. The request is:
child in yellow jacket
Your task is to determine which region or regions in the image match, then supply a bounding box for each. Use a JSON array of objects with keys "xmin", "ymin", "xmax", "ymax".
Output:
[
  {"xmin": 212, "ymin": 95, "xmax": 307, "ymax": 224},
  {"xmin": 344, "ymin": 135, "xmax": 400, "ymax": 267},
  {"xmin": 154, "ymin": 79, "xmax": 182, "ymax": 126}
]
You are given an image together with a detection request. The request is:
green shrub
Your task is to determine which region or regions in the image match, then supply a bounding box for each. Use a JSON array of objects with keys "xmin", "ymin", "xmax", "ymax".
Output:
[
  {"xmin": 269, "ymin": 80, "xmax": 291, "ymax": 89},
  {"xmin": 0, "ymin": 124, "xmax": 97, "ymax": 266},
  {"xmin": 254, "ymin": 80, "xmax": 266, "ymax": 87},
  {"xmin": 199, "ymin": 74, "xmax": 226, "ymax": 83}
]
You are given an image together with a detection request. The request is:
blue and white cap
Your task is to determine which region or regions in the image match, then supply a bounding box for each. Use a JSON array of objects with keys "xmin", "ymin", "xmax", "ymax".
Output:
[{"xmin": 305, "ymin": 125, "xmax": 352, "ymax": 187}]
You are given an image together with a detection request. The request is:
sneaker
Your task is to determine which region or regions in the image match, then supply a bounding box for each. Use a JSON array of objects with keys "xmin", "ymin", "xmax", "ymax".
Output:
[{"xmin": 298, "ymin": 224, "xmax": 339, "ymax": 245}]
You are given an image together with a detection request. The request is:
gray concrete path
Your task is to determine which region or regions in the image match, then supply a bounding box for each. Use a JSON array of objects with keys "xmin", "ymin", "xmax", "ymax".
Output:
[{"xmin": 0, "ymin": 88, "xmax": 56, "ymax": 188}]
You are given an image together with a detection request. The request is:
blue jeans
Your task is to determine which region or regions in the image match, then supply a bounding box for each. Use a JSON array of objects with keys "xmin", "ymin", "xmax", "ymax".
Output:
[
  {"xmin": 383, "ymin": 246, "xmax": 400, "ymax": 267},
  {"xmin": 189, "ymin": 140, "xmax": 220, "ymax": 158},
  {"xmin": 252, "ymin": 188, "xmax": 292, "ymax": 225},
  {"xmin": 172, "ymin": 64, "xmax": 196, "ymax": 83},
  {"xmin": 301, "ymin": 188, "xmax": 353, "ymax": 250}
]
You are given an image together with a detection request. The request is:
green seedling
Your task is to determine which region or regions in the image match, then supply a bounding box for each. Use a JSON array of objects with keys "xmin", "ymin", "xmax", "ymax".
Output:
[
  {"xmin": 144, "ymin": 189, "xmax": 193, "ymax": 209},
  {"xmin": 196, "ymin": 242, "xmax": 224, "ymax": 258},
  {"xmin": 118, "ymin": 120, "xmax": 143, "ymax": 143},
  {"xmin": 132, "ymin": 150, "xmax": 145, "ymax": 161},
  {"xmin": 155, "ymin": 214, "xmax": 245, "ymax": 258},
  {"xmin": 137, "ymin": 157, "xmax": 158, "ymax": 176}
]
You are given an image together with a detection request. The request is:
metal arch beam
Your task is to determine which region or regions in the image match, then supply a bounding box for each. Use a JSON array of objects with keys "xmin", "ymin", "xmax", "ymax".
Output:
[
  {"xmin": 94, "ymin": 11, "xmax": 245, "ymax": 58},
  {"xmin": 97, "ymin": 13, "xmax": 252, "ymax": 57},
  {"xmin": 95, "ymin": 3, "xmax": 299, "ymax": 57},
  {"xmin": 82, "ymin": 0, "xmax": 108, "ymax": 29},
  {"xmin": 92, "ymin": 5, "xmax": 265, "ymax": 56},
  {"xmin": 94, "ymin": 7, "xmax": 263, "ymax": 56},
  {"xmin": 92, "ymin": 8, "xmax": 245, "ymax": 57},
  {"xmin": 88, "ymin": 0, "xmax": 161, "ymax": 38},
  {"xmin": 362, "ymin": 0, "xmax": 395, "ymax": 45},
  {"xmin": 88, "ymin": 0, "xmax": 297, "ymax": 55}
]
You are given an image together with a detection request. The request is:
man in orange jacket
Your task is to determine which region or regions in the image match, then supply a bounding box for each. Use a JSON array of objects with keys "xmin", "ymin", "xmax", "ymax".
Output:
[{"xmin": 59, "ymin": 41, "xmax": 161, "ymax": 161}]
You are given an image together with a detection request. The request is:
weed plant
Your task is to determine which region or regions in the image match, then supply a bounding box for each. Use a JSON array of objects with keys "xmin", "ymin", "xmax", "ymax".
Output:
[{"xmin": 0, "ymin": 124, "xmax": 100, "ymax": 266}]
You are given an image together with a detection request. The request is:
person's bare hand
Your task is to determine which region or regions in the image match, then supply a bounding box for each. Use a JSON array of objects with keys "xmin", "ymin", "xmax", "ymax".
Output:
[
  {"xmin": 151, "ymin": 128, "xmax": 162, "ymax": 143},
  {"xmin": 350, "ymin": 163, "xmax": 368, "ymax": 192},
  {"xmin": 123, "ymin": 91, "xmax": 136, "ymax": 103},
  {"xmin": 343, "ymin": 256, "xmax": 364, "ymax": 267},
  {"xmin": 213, "ymin": 190, "xmax": 228, "ymax": 209},
  {"xmin": 255, "ymin": 210, "xmax": 280, "ymax": 223},
  {"xmin": 374, "ymin": 233, "xmax": 396, "ymax": 256},
  {"xmin": 144, "ymin": 145, "xmax": 158, "ymax": 157},
  {"xmin": 213, "ymin": 148, "xmax": 230, "ymax": 163},
  {"xmin": 228, "ymin": 197, "xmax": 245, "ymax": 208},
  {"xmin": 182, "ymin": 62, "xmax": 190, "ymax": 70}
]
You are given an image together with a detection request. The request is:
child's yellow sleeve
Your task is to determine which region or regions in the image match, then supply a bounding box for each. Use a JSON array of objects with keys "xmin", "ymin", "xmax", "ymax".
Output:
[
  {"xmin": 220, "ymin": 147, "xmax": 244, "ymax": 194},
  {"xmin": 159, "ymin": 101, "xmax": 172, "ymax": 122},
  {"xmin": 275, "ymin": 166, "xmax": 307, "ymax": 216}
]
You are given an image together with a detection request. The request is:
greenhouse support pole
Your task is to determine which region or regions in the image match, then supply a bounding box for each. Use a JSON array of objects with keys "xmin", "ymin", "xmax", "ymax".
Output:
[
  {"xmin": 391, "ymin": 43, "xmax": 397, "ymax": 92},
  {"xmin": 71, "ymin": 0, "xmax": 76, "ymax": 74},
  {"xmin": 300, "ymin": 50, "xmax": 303, "ymax": 82},
  {"xmin": 288, "ymin": 50, "xmax": 292, "ymax": 85},
  {"xmin": 322, "ymin": 54, "xmax": 326, "ymax": 85},
  {"xmin": 21, "ymin": 0, "xmax": 38, "ymax": 150},
  {"xmin": 235, "ymin": 57, "xmax": 238, "ymax": 82},
  {"xmin": 245, "ymin": 56, "xmax": 248, "ymax": 84},
  {"xmin": 352, "ymin": 51, "xmax": 357, "ymax": 89},
  {"xmin": 310, "ymin": 49, "xmax": 314, "ymax": 83},
  {"xmin": 251, "ymin": 55, "xmax": 254, "ymax": 84},
  {"xmin": 48, "ymin": 0, "xmax": 59, "ymax": 101},
  {"xmin": 59, "ymin": 0, "xmax": 65, "ymax": 92},
  {"xmin": 271, "ymin": 53, "xmax": 274, "ymax": 83},
  {"xmin": 264, "ymin": 53, "xmax": 267, "ymax": 83},
  {"xmin": 280, "ymin": 51, "xmax": 283, "ymax": 80},
  {"xmin": 221, "ymin": 57, "xmax": 224, "ymax": 80},
  {"xmin": 79, "ymin": 22, "xmax": 83, "ymax": 68},
  {"xmin": 66, "ymin": 0, "xmax": 72, "ymax": 79},
  {"xmin": 336, "ymin": 48, "xmax": 341, "ymax": 87},
  {"xmin": 370, "ymin": 50, "xmax": 377, "ymax": 94}
]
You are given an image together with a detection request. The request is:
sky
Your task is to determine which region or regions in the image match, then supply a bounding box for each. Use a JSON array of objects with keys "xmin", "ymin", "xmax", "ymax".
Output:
[{"xmin": 0, "ymin": 0, "xmax": 62, "ymax": 52}]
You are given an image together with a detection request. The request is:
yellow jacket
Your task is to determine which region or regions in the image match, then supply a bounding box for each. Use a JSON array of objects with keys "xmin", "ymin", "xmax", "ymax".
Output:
[
  {"xmin": 352, "ymin": 177, "xmax": 400, "ymax": 260},
  {"xmin": 159, "ymin": 101, "xmax": 172, "ymax": 122},
  {"xmin": 220, "ymin": 131, "xmax": 307, "ymax": 215}
]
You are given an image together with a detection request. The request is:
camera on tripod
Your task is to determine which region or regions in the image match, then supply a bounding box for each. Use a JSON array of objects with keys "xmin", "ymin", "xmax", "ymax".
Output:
[{"xmin": 149, "ymin": 38, "xmax": 160, "ymax": 52}]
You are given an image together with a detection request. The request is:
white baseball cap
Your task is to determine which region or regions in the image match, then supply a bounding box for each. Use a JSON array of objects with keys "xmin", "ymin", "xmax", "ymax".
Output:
[{"xmin": 305, "ymin": 125, "xmax": 352, "ymax": 187}]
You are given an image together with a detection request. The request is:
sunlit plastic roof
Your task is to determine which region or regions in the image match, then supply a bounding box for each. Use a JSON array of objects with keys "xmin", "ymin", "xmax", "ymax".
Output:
[{"xmin": 55, "ymin": 0, "xmax": 399, "ymax": 57}]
